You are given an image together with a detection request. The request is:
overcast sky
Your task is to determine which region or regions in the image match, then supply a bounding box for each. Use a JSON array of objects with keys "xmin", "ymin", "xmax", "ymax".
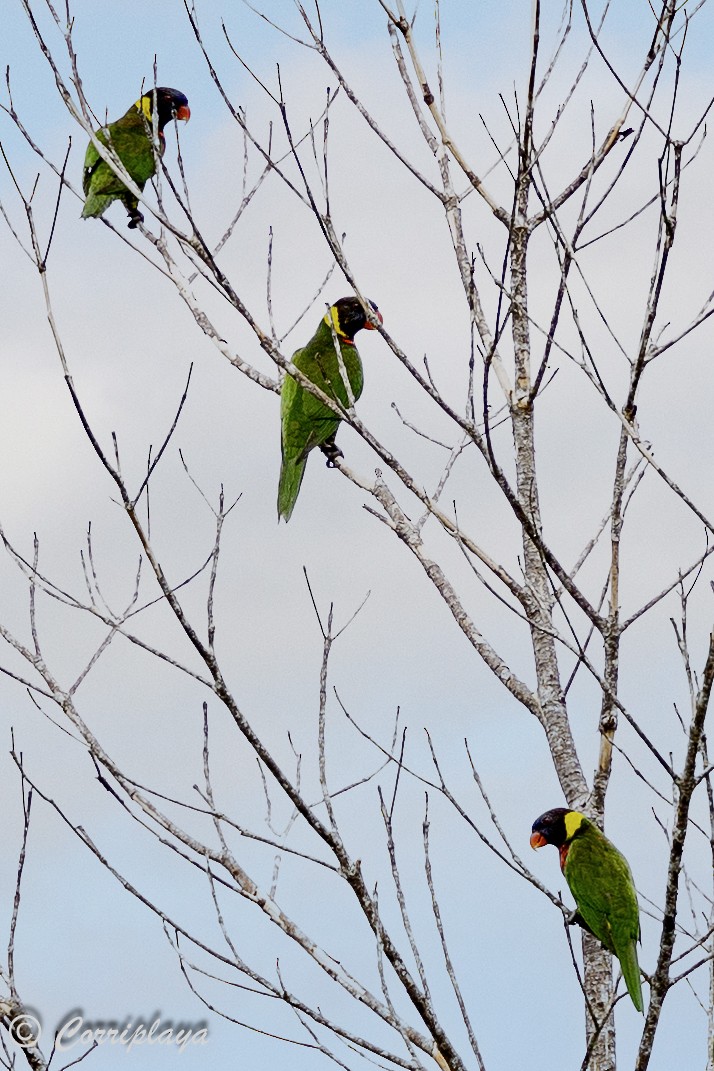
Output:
[{"xmin": 1, "ymin": 2, "xmax": 713, "ymax": 1069}]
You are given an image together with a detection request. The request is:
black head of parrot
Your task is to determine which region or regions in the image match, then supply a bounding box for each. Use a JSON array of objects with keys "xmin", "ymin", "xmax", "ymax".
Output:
[
  {"xmin": 530, "ymin": 807, "xmax": 571, "ymax": 850},
  {"xmin": 139, "ymin": 88, "xmax": 191, "ymax": 131},
  {"xmin": 331, "ymin": 297, "xmax": 383, "ymax": 340}
]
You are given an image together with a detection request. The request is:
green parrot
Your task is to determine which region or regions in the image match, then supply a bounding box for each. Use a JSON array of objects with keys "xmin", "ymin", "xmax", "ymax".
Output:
[
  {"xmin": 530, "ymin": 808, "xmax": 644, "ymax": 1012},
  {"xmin": 277, "ymin": 296, "xmax": 382, "ymax": 522},
  {"xmin": 82, "ymin": 87, "xmax": 190, "ymax": 228}
]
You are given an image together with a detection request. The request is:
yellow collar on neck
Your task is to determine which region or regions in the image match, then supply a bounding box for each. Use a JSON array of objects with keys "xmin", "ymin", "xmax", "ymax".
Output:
[
  {"xmin": 135, "ymin": 96, "xmax": 153, "ymax": 122},
  {"xmin": 564, "ymin": 811, "xmax": 586, "ymax": 840},
  {"xmin": 324, "ymin": 307, "xmax": 348, "ymax": 338}
]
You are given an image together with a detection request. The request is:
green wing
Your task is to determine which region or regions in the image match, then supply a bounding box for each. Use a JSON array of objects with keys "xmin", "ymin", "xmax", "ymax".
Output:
[
  {"xmin": 82, "ymin": 109, "xmax": 156, "ymax": 220},
  {"xmin": 277, "ymin": 323, "xmax": 364, "ymax": 522},
  {"xmin": 566, "ymin": 826, "xmax": 644, "ymax": 1012}
]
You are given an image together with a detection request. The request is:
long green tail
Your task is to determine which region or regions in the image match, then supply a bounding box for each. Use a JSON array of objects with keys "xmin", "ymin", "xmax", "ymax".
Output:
[
  {"xmin": 278, "ymin": 457, "xmax": 307, "ymax": 522},
  {"xmin": 81, "ymin": 192, "xmax": 114, "ymax": 219},
  {"xmin": 618, "ymin": 939, "xmax": 644, "ymax": 1012}
]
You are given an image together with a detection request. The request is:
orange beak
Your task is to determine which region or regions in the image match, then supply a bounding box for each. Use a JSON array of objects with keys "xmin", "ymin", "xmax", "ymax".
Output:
[
  {"xmin": 530, "ymin": 832, "xmax": 548, "ymax": 850},
  {"xmin": 364, "ymin": 309, "xmax": 383, "ymax": 331},
  {"xmin": 176, "ymin": 104, "xmax": 191, "ymax": 122}
]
